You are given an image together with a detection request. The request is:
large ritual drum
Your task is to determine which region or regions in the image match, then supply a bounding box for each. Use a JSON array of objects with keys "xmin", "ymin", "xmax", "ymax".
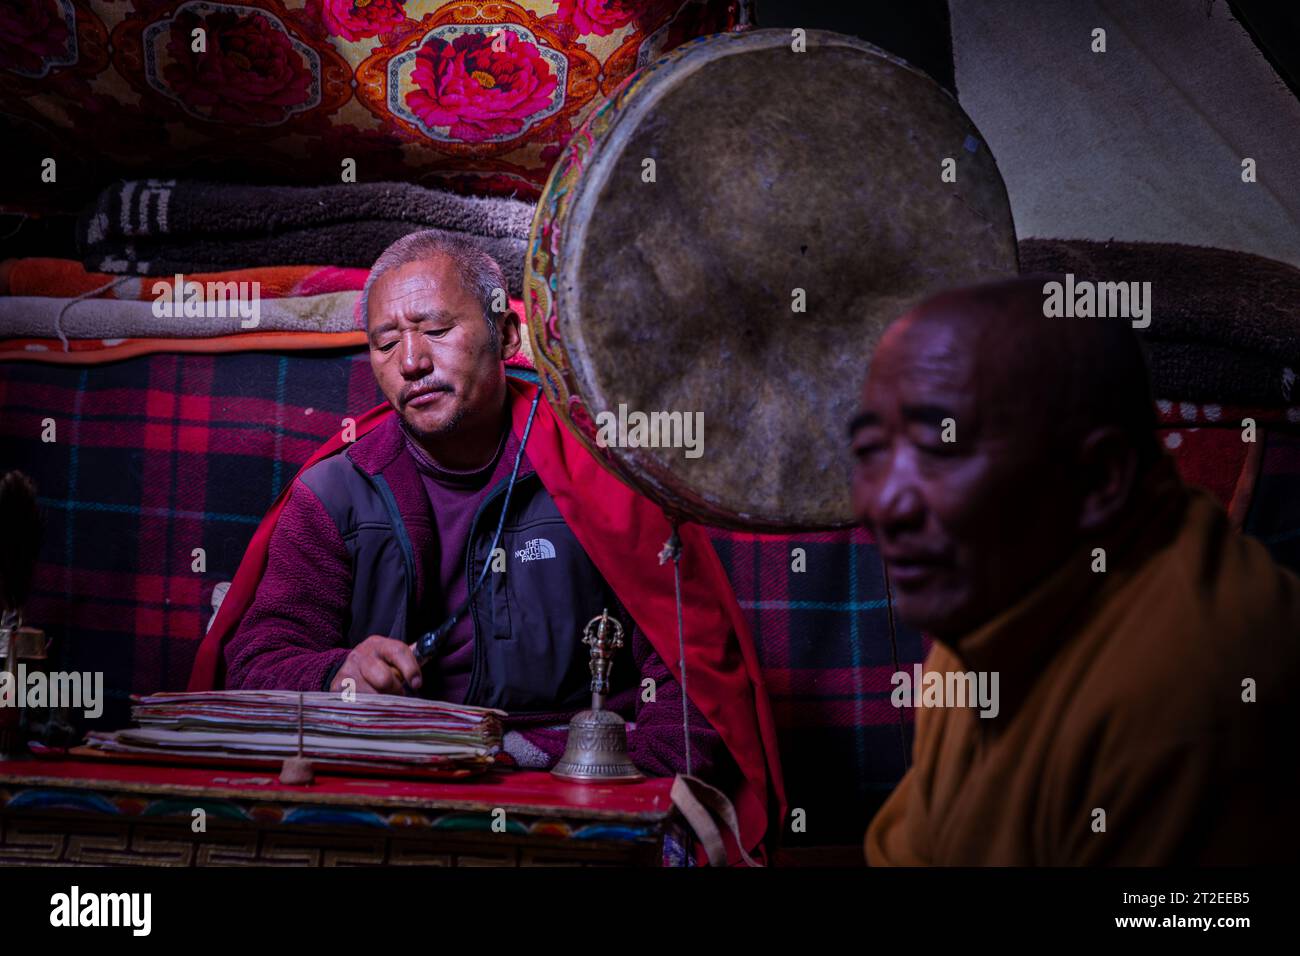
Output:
[{"xmin": 525, "ymin": 29, "xmax": 1018, "ymax": 531}]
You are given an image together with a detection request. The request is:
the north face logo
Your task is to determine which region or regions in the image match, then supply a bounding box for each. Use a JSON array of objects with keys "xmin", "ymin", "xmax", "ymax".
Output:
[{"xmin": 515, "ymin": 538, "xmax": 557, "ymax": 562}]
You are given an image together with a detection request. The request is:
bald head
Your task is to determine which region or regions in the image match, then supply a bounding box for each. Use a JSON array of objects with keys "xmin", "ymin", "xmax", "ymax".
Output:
[
  {"xmin": 902, "ymin": 276, "xmax": 1159, "ymax": 466},
  {"xmin": 850, "ymin": 275, "xmax": 1163, "ymax": 641}
]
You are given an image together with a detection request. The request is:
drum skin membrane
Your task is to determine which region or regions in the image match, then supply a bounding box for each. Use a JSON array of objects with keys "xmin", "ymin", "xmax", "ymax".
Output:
[{"xmin": 530, "ymin": 29, "xmax": 1018, "ymax": 530}]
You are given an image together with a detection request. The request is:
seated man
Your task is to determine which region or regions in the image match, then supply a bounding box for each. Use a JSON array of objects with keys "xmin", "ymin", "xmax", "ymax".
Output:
[
  {"xmin": 852, "ymin": 276, "xmax": 1299, "ymax": 865},
  {"xmin": 189, "ymin": 232, "xmax": 782, "ymax": 863}
]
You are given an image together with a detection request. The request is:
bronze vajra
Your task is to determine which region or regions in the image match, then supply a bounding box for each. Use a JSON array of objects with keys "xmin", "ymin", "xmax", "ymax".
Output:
[{"xmin": 582, "ymin": 608, "xmax": 624, "ymax": 710}]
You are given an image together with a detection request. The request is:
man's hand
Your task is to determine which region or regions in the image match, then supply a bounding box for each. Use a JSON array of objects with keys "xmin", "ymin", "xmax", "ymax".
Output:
[{"xmin": 329, "ymin": 635, "xmax": 423, "ymax": 695}]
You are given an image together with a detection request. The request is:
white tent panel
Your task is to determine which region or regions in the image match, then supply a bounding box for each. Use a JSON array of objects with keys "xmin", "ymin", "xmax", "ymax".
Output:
[{"xmin": 951, "ymin": 0, "xmax": 1300, "ymax": 266}]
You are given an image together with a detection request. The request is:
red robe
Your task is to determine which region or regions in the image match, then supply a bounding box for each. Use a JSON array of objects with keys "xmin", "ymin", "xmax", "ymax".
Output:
[{"xmin": 190, "ymin": 378, "xmax": 787, "ymax": 863}]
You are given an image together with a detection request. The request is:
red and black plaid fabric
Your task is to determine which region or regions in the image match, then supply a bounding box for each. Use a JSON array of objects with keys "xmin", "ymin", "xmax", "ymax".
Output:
[
  {"xmin": 0, "ymin": 351, "xmax": 386, "ymax": 723},
  {"xmin": 708, "ymin": 528, "xmax": 924, "ymax": 845},
  {"xmin": 3, "ymin": 350, "xmax": 1298, "ymax": 848},
  {"xmin": 1247, "ymin": 428, "xmax": 1300, "ymax": 570}
]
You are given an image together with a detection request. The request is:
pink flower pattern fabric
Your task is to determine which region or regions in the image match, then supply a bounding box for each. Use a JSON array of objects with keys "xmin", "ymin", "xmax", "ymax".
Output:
[
  {"xmin": 0, "ymin": 0, "xmax": 72, "ymax": 75},
  {"xmin": 164, "ymin": 9, "xmax": 314, "ymax": 124},
  {"xmin": 407, "ymin": 31, "xmax": 558, "ymax": 142},
  {"xmin": 308, "ymin": 0, "xmax": 406, "ymax": 43},
  {"xmin": 555, "ymin": 0, "xmax": 644, "ymax": 37},
  {"xmin": 0, "ymin": 0, "xmax": 739, "ymax": 206}
]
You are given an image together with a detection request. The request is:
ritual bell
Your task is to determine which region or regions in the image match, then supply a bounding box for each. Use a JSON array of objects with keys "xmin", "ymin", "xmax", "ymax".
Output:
[{"xmin": 552, "ymin": 609, "xmax": 644, "ymax": 783}]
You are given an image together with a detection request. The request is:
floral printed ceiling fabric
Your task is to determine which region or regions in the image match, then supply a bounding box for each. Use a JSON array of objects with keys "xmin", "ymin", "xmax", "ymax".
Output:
[{"xmin": 0, "ymin": 0, "xmax": 739, "ymax": 204}]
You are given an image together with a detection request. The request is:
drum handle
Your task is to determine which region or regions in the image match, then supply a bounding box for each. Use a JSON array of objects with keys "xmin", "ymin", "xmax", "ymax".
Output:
[{"xmin": 672, "ymin": 773, "xmax": 761, "ymax": 867}]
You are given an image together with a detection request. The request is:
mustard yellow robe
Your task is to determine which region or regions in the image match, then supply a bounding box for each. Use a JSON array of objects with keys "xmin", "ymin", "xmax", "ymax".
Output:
[{"xmin": 867, "ymin": 473, "xmax": 1300, "ymax": 865}]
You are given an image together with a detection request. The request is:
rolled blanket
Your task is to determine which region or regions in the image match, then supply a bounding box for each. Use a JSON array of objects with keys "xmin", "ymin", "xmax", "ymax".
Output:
[
  {"xmin": 77, "ymin": 181, "xmax": 536, "ymax": 295},
  {"xmin": 2, "ymin": 258, "xmax": 367, "ymax": 300},
  {"xmin": 1146, "ymin": 340, "xmax": 1296, "ymax": 406},
  {"xmin": 1019, "ymin": 238, "xmax": 1300, "ymax": 361},
  {"xmin": 0, "ymin": 291, "xmax": 359, "ymax": 340}
]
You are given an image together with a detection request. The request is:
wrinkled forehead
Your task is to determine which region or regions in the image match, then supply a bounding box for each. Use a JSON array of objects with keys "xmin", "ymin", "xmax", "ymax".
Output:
[
  {"xmin": 367, "ymin": 255, "xmax": 471, "ymax": 329},
  {"xmin": 861, "ymin": 303, "xmax": 1063, "ymax": 448},
  {"xmin": 862, "ymin": 313, "xmax": 981, "ymax": 415}
]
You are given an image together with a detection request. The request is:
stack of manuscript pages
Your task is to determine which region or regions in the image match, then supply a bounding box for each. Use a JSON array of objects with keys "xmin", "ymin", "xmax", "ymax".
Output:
[{"xmin": 81, "ymin": 690, "xmax": 505, "ymax": 779}]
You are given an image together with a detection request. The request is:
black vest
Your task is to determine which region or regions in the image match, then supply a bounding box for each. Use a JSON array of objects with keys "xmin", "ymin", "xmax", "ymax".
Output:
[{"xmin": 298, "ymin": 450, "xmax": 633, "ymax": 712}]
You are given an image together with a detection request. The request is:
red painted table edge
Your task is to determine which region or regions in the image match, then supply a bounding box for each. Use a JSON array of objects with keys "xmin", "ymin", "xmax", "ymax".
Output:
[{"xmin": 0, "ymin": 759, "xmax": 676, "ymax": 822}]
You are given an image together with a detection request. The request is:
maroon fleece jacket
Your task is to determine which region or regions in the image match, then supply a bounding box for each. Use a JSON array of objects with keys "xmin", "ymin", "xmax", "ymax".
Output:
[{"xmin": 222, "ymin": 417, "xmax": 731, "ymax": 780}]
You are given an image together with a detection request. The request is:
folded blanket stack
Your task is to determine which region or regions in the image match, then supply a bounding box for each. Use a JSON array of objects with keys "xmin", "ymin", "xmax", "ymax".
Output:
[
  {"xmin": 0, "ymin": 179, "xmax": 538, "ymax": 361},
  {"xmin": 77, "ymin": 180, "xmax": 536, "ymax": 298},
  {"xmin": 0, "ymin": 291, "xmax": 359, "ymax": 339},
  {"xmin": 1019, "ymin": 238, "xmax": 1300, "ymax": 406},
  {"xmin": 4, "ymin": 260, "xmax": 369, "ymax": 301}
]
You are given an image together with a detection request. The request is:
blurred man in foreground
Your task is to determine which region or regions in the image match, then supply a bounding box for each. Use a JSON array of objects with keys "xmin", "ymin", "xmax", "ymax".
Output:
[{"xmin": 852, "ymin": 276, "xmax": 1299, "ymax": 865}]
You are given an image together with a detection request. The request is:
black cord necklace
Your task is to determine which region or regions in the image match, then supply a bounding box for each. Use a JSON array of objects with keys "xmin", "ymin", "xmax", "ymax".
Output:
[{"xmin": 409, "ymin": 387, "xmax": 543, "ymax": 666}]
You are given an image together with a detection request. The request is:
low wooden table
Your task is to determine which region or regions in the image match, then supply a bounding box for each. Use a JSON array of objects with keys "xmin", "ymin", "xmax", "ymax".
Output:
[{"xmin": 0, "ymin": 759, "xmax": 687, "ymax": 866}]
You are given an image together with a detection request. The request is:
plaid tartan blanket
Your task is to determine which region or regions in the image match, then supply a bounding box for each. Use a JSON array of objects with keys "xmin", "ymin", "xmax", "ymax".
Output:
[{"xmin": 3, "ymin": 350, "xmax": 1298, "ymax": 847}]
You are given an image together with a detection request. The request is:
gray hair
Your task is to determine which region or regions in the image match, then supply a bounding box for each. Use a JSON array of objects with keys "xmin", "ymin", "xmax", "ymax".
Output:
[{"xmin": 360, "ymin": 231, "xmax": 509, "ymax": 350}]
